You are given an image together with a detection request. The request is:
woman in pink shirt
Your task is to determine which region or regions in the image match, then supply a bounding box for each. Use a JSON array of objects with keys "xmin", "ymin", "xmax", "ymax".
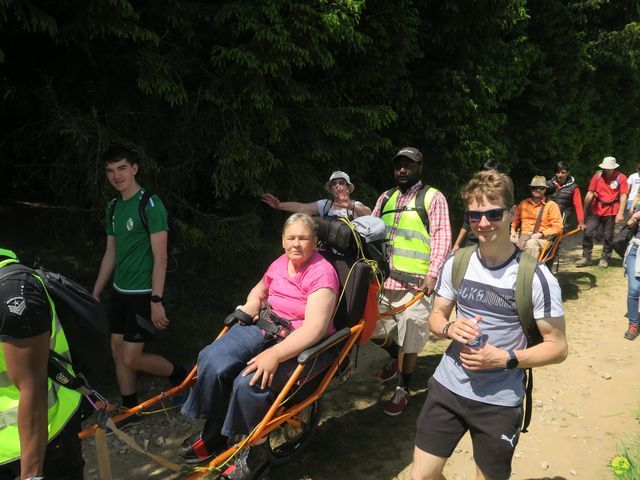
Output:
[{"xmin": 179, "ymin": 213, "xmax": 339, "ymax": 479}]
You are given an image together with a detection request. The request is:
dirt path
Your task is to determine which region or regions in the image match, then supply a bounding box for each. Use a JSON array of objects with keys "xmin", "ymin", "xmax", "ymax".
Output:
[{"xmin": 82, "ymin": 237, "xmax": 640, "ymax": 479}]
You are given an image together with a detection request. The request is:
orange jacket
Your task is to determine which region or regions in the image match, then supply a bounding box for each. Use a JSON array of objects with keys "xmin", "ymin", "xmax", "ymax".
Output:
[{"xmin": 511, "ymin": 198, "xmax": 563, "ymax": 238}]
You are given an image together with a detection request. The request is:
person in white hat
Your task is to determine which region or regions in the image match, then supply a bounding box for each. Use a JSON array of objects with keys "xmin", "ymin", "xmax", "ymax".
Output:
[
  {"xmin": 576, "ymin": 156, "xmax": 629, "ymax": 268},
  {"xmin": 261, "ymin": 170, "xmax": 371, "ymax": 220},
  {"xmin": 510, "ymin": 175, "xmax": 563, "ymax": 259}
]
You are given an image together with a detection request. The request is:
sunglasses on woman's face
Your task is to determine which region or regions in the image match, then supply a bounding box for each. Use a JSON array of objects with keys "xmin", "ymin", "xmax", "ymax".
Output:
[{"xmin": 466, "ymin": 208, "xmax": 508, "ymax": 223}]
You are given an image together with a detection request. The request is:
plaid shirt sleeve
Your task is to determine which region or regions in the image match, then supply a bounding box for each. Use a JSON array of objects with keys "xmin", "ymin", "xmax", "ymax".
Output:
[
  {"xmin": 427, "ymin": 191, "xmax": 452, "ymax": 279},
  {"xmin": 371, "ymin": 191, "xmax": 387, "ymax": 217}
]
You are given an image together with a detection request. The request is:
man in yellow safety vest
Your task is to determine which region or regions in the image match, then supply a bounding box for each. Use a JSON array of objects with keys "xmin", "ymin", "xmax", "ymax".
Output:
[{"xmin": 371, "ymin": 147, "xmax": 452, "ymax": 416}]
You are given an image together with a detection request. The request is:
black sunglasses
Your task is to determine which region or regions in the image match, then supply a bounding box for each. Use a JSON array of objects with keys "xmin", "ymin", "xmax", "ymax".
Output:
[
  {"xmin": 466, "ymin": 208, "xmax": 509, "ymax": 223},
  {"xmin": 530, "ymin": 186, "xmax": 546, "ymax": 191}
]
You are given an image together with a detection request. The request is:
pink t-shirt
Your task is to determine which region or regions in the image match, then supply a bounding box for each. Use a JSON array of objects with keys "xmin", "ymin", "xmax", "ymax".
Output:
[{"xmin": 262, "ymin": 251, "xmax": 339, "ymax": 336}]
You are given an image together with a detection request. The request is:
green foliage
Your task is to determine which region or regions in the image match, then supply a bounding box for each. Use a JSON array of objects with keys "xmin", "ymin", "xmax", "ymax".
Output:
[{"xmin": 2, "ymin": 0, "xmax": 640, "ymax": 327}]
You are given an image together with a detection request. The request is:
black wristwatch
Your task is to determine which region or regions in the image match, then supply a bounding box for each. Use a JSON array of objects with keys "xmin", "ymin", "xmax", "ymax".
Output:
[
  {"xmin": 150, "ymin": 295, "xmax": 163, "ymax": 303},
  {"xmin": 505, "ymin": 350, "xmax": 519, "ymax": 370}
]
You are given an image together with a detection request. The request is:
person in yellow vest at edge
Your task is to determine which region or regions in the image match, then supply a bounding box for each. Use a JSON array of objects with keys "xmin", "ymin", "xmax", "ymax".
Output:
[
  {"xmin": 0, "ymin": 249, "xmax": 84, "ymax": 480},
  {"xmin": 371, "ymin": 147, "xmax": 452, "ymax": 416}
]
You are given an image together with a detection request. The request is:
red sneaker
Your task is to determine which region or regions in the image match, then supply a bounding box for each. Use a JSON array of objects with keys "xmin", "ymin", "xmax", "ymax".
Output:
[
  {"xmin": 624, "ymin": 324, "xmax": 639, "ymax": 341},
  {"xmin": 383, "ymin": 387, "xmax": 410, "ymax": 416},
  {"xmin": 378, "ymin": 359, "xmax": 398, "ymax": 382}
]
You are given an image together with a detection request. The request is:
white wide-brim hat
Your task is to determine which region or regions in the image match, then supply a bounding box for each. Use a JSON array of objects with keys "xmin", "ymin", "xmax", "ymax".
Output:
[
  {"xmin": 599, "ymin": 156, "xmax": 619, "ymax": 169},
  {"xmin": 325, "ymin": 171, "xmax": 354, "ymax": 194}
]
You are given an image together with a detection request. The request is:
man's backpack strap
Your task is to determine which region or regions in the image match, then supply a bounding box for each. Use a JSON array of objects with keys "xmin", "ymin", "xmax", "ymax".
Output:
[
  {"xmin": 322, "ymin": 198, "xmax": 333, "ymax": 217},
  {"xmin": 414, "ymin": 185, "xmax": 437, "ymax": 234},
  {"xmin": 379, "ymin": 187, "xmax": 398, "ymax": 215},
  {"xmin": 515, "ymin": 252, "xmax": 536, "ymax": 336},
  {"xmin": 452, "ymin": 246, "xmax": 475, "ymax": 291},
  {"xmin": 515, "ymin": 251, "xmax": 537, "ymax": 434},
  {"xmin": 108, "ymin": 191, "xmax": 153, "ymax": 236},
  {"xmin": 107, "ymin": 197, "xmax": 118, "ymax": 231},
  {"xmin": 138, "ymin": 190, "xmax": 153, "ymax": 235}
]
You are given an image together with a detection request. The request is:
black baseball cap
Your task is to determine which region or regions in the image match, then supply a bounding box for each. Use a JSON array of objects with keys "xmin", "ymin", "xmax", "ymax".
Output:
[{"xmin": 393, "ymin": 147, "xmax": 423, "ymax": 163}]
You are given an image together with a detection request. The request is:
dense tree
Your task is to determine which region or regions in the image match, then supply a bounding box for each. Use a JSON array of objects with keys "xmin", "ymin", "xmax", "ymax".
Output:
[{"xmin": 1, "ymin": 0, "xmax": 639, "ymax": 318}]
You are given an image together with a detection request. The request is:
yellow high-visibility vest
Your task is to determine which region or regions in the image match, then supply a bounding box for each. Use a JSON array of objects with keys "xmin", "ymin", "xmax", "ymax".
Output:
[
  {"xmin": 381, "ymin": 187, "xmax": 438, "ymax": 275},
  {"xmin": 0, "ymin": 253, "xmax": 81, "ymax": 465}
]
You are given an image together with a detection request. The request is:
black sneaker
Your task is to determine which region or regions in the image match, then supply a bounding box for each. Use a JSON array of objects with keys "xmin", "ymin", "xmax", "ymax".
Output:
[
  {"xmin": 225, "ymin": 443, "xmax": 270, "ymax": 480},
  {"xmin": 105, "ymin": 413, "xmax": 144, "ymax": 436},
  {"xmin": 179, "ymin": 432, "xmax": 228, "ymax": 465}
]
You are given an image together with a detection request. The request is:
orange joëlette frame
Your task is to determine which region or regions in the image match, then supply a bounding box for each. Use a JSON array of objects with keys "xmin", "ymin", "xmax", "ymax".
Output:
[
  {"xmin": 182, "ymin": 320, "xmax": 364, "ymax": 479},
  {"xmin": 78, "ymin": 292, "xmax": 424, "ymax": 478},
  {"xmin": 78, "ymin": 326, "xmax": 228, "ymax": 441},
  {"xmin": 537, "ymin": 227, "xmax": 581, "ymax": 263}
]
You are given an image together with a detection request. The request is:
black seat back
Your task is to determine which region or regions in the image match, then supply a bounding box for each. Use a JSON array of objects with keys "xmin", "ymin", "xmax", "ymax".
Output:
[{"xmin": 319, "ymin": 250, "xmax": 372, "ymax": 331}]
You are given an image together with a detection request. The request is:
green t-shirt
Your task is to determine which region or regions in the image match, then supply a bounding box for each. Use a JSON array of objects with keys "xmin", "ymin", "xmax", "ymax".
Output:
[{"xmin": 105, "ymin": 188, "xmax": 168, "ymax": 293}]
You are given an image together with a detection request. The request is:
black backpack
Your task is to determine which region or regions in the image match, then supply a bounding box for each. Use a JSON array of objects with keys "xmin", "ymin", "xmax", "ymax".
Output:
[{"xmin": 0, "ymin": 263, "xmax": 110, "ymax": 382}]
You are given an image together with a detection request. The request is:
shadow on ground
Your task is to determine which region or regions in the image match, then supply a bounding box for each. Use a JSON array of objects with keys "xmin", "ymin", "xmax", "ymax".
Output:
[
  {"xmin": 272, "ymin": 353, "xmax": 441, "ymax": 480},
  {"xmin": 556, "ymin": 271, "xmax": 597, "ymax": 300}
]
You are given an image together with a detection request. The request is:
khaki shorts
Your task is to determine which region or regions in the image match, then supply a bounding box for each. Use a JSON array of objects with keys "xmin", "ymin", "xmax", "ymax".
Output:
[
  {"xmin": 372, "ymin": 288, "xmax": 431, "ymax": 354},
  {"xmin": 510, "ymin": 233, "xmax": 549, "ymax": 260}
]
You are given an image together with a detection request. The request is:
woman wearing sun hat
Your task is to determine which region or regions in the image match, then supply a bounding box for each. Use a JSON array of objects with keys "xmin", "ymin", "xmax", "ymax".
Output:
[
  {"xmin": 577, "ymin": 156, "xmax": 629, "ymax": 269},
  {"xmin": 261, "ymin": 170, "xmax": 372, "ymax": 219}
]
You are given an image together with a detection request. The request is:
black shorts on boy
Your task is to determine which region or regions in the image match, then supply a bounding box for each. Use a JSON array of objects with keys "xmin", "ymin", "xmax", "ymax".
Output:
[
  {"xmin": 416, "ymin": 377, "xmax": 522, "ymax": 479},
  {"xmin": 108, "ymin": 290, "xmax": 155, "ymax": 342}
]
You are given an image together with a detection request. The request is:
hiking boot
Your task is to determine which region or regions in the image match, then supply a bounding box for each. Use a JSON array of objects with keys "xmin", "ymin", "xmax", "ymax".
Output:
[
  {"xmin": 383, "ymin": 387, "xmax": 410, "ymax": 416},
  {"xmin": 598, "ymin": 258, "xmax": 609, "ymax": 268},
  {"xmin": 105, "ymin": 412, "xmax": 144, "ymax": 436},
  {"xmin": 624, "ymin": 324, "xmax": 639, "ymax": 341},
  {"xmin": 576, "ymin": 257, "xmax": 591, "ymax": 267},
  {"xmin": 378, "ymin": 359, "xmax": 398, "ymax": 383},
  {"xmin": 179, "ymin": 432, "xmax": 228, "ymax": 465},
  {"xmin": 224, "ymin": 443, "xmax": 270, "ymax": 480}
]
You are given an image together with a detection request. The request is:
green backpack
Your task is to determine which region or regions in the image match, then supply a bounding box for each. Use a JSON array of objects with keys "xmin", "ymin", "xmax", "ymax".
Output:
[{"xmin": 451, "ymin": 246, "xmax": 541, "ymax": 432}]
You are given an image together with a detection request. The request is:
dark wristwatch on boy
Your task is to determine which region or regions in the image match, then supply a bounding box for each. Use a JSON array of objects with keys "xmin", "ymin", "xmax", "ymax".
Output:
[{"xmin": 505, "ymin": 350, "xmax": 519, "ymax": 370}]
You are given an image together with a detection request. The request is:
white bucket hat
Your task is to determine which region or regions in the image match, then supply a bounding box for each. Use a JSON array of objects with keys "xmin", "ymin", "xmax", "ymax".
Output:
[
  {"xmin": 599, "ymin": 156, "xmax": 619, "ymax": 170},
  {"xmin": 325, "ymin": 171, "xmax": 354, "ymax": 194}
]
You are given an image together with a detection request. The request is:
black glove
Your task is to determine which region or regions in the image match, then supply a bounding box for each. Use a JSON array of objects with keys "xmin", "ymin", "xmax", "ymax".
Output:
[{"xmin": 224, "ymin": 308, "xmax": 254, "ymax": 326}]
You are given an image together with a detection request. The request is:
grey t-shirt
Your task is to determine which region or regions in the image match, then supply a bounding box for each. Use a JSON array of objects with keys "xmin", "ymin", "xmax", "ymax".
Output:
[{"xmin": 433, "ymin": 249, "xmax": 563, "ymax": 407}]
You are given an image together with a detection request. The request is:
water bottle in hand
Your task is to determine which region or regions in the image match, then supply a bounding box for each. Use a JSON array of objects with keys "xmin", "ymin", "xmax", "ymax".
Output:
[{"xmin": 467, "ymin": 316, "xmax": 484, "ymax": 347}]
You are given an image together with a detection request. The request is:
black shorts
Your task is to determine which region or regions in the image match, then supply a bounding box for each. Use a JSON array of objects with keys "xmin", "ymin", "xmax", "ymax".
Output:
[
  {"xmin": 108, "ymin": 291, "xmax": 155, "ymax": 343},
  {"xmin": 415, "ymin": 377, "xmax": 523, "ymax": 480}
]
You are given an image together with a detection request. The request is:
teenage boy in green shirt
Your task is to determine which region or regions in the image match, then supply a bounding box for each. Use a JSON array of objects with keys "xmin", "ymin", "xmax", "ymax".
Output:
[{"xmin": 92, "ymin": 147, "xmax": 185, "ymax": 429}]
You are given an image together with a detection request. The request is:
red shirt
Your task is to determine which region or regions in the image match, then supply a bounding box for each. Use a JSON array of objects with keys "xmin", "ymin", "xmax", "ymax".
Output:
[{"xmin": 587, "ymin": 170, "xmax": 629, "ymax": 216}]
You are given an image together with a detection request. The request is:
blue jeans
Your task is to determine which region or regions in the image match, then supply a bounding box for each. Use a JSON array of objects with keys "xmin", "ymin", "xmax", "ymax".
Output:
[
  {"xmin": 626, "ymin": 244, "xmax": 640, "ymax": 326},
  {"xmin": 181, "ymin": 323, "xmax": 334, "ymax": 437}
]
